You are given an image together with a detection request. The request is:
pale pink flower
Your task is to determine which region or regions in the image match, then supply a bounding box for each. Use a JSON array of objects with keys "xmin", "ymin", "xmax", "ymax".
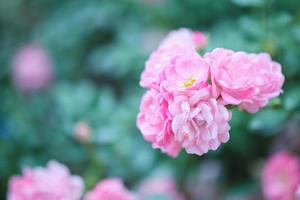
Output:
[
  {"xmin": 159, "ymin": 28, "xmax": 207, "ymax": 50},
  {"xmin": 240, "ymin": 53, "xmax": 284, "ymax": 112},
  {"xmin": 12, "ymin": 43, "xmax": 53, "ymax": 92},
  {"xmin": 84, "ymin": 178, "xmax": 137, "ymax": 200},
  {"xmin": 138, "ymin": 176, "xmax": 185, "ymax": 200},
  {"xmin": 160, "ymin": 52, "xmax": 209, "ymax": 96},
  {"xmin": 73, "ymin": 121, "xmax": 91, "ymax": 142},
  {"xmin": 137, "ymin": 89, "xmax": 181, "ymax": 157},
  {"xmin": 262, "ymin": 151, "xmax": 300, "ymax": 200},
  {"xmin": 204, "ymin": 48, "xmax": 284, "ymax": 113},
  {"xmin": 168, "ymin": 88, "xmax": 231, "ymax": 156},
  {"xmin": 7, "ymin": 161, "xmax": 84, "ymax": 200},
  {"xmin": 140, "ymin": 29, "xmax": 208, "ymax": 91},
  {"xmin": 204, "ymin": 48, "xmax": 259, "ymax": 104},
  {"xmin": 140, "ymin": 45, "xmax": 190, "ymax": 90}
]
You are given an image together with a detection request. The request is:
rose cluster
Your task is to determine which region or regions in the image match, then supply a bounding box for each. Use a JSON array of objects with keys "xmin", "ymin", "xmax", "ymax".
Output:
[
  {"xmin": 7, "ymin": 161, "xmax": 138, "ymax": 200},
  {"xmin": 137, "ymin": 28, "xmax": 284, "ymax": 157},
  {"xmin": 7, "ymin": 161, "xmax": 84, "ymax": 200},
  {"xmin": 7, "ymin": 161, "xmax": 184, "ymax": 200}
]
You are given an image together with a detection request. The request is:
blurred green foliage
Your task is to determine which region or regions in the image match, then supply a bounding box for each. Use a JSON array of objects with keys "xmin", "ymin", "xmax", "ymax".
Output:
[{"xmin": 1, "ymin": 0, "xmax": 300, "ymax": 199}]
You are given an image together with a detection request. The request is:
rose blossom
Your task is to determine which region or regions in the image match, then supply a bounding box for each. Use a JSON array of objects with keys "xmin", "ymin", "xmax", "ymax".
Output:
[
  {"xmin": 73, "ymin": 121, "xmax": 91, "ymax": 142},
  {"xmin": 262, "ymin": 151, "xmax": 300, "ymax": 200},
  {"xmin": 204, "ymin": 48, "xmax": 284, "ymax": 113},
  {"xmin": 160, "ymin": 52, "xmax": 209, "ymax": 96},
  {"xmin": 7, "ymin": 160, "xmax": 84, "ymax": 200},
  {"xmin": 11, "ymin": 43, "xmax": 53, "ymax": 92},
  {"xmin": 137, "ymin": 89, "xmax": 181, "ymax": 157},
  {"xmin": 140, "ymin": 29, "xmax": 208, "ymax": 91},
  {"xmin": 168, "ymin": 88, "xmax": 231, "ymax": 155},
  {"xmin": 140, "ymin": 46, "xmax": 191, "ymax": 90},
  {"xmin": 138, "ymin": 176, "xmax": 185, "ymax": 200},
  {"xmin": 84, "ymin": 178, "xmax": 137, "ymax": 200},
  {"xmin": 240, "ymin": 52, "xmax": 284, "ymax": 112}
]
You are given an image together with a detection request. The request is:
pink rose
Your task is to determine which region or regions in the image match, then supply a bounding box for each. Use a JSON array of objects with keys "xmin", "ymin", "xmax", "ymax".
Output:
[
  {"xmin": 262, "ymin": 151, "xmax": 300, "ymax": 200},
  {"xmin": 240, "ymin": 53, "xmax": 284, "ymax": 112},
  {"xmin": 140, "ymin": 29, "xmax": 208, "ymax": 91},
  {"xmin": 140, "ymin": 46, "xmax": 190, "ymax": 90},
  {"xmin": 204, "ymin": 48, "xmax": 284, "ymax": 113},
  {"xmin": 7, "ymin": 161, "xmax": 84, "ymax": 200},
  {"xmin": 138, "ymin": 176, "xmax": 185, "ymax": 200},
  {"xmin": 160, "ymin": 52, "xmax": 209, "ymax": 96},
  {"xmin": 168, "ymin": 88, "xmax": 231, "ymax": 156},
  {"xmin": 137, "ymin": 90, "xmax": 181, "ymax": 157},
  {"xmin": 11, "ymin": 43, "xmax": 54, "ymax": 92},
  {"xmin": 84, "ymin": 178, "xmax": 137, "ymax": 200}
]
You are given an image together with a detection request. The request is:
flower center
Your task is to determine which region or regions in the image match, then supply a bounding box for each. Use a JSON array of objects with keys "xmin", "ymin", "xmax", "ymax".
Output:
[{"xmin": 183, "ymin": 76, "xmax": 197, "ymax": 88}]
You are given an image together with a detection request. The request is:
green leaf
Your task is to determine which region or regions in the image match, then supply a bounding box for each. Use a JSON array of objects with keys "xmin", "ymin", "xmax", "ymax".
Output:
[
  {"xmin": 283, "ymin": 86, "xmax": 300, "ymax": 111},
  {"xmin": 249, "ymin": 109, "xmax": 288, "ymax": 134},
  {"xmin": 292, "ymin": 25, "xmax": 300, "ymax": 43}
]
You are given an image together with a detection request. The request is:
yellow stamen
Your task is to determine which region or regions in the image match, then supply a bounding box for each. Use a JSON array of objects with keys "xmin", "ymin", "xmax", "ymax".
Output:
[{"xmin": 183, "ymin": 76, "xmax": 197, "ymax": 88}]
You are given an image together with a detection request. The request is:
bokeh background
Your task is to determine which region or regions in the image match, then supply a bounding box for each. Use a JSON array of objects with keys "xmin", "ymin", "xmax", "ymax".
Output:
[{"xmin": 1, "ymin": 0, "xmax": 300, "ymax": 199}]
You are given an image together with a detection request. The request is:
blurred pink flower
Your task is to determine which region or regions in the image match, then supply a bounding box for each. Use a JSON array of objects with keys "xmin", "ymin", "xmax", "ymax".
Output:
[
  {"xmin": 7, "ymin": 160, "xmax": 84, "ymax": 200},
  {"xmin": 137, "ymin": 89, "xmax": 181, "ymax": 157},
  {"xmin": 84, "ymin": 178, "xmax": 137, "ymax": 200},
  {"xmin": 193, "ymin": 31, "xmax": 208, "ymax": 50},
  {"xmin": 12, "ymin": 43, "xmax": 53, "ymax": 92},
  {"xmin": 168, "ymin": 89, "xmax": 231, "ymax": 156},
  {"xmin": 204, "ymin": 48, "xmax": 284, "ymax": 113},
  {"xmin": 138, "ymin": 176, "xmax": 185, "ymax": 200},
  {"xmin": 73, "ymin": 121, "xmax": 91, "ymax": 142},
  {"xmin": 262, "ymin": 151, "xmax": 300, "ymax": 200}
]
